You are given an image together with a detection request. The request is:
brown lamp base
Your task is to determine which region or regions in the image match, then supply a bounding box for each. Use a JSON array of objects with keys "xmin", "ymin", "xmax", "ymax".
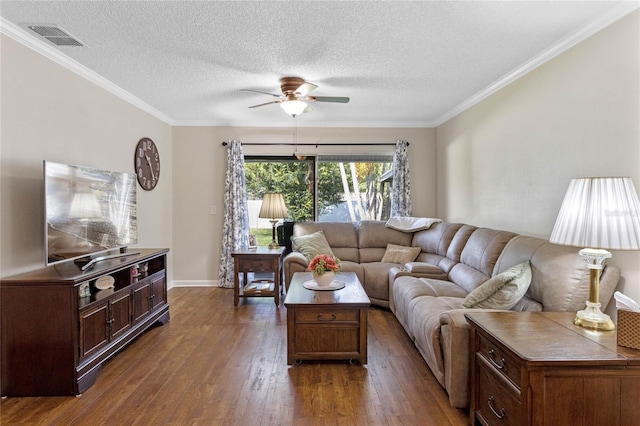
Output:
[
  {"xmin": 268, "ymin": 220, "xmax": 280, "ymax": 250},
  {"xmin": 268, "ymin": 240, "xmax": 280, "ymax": 250}
]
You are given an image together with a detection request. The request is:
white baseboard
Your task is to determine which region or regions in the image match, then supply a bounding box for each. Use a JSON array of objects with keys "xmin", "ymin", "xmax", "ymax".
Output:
[{"xmin": 168, "ymin": 280, "xmax": 219, "ymax": 290}]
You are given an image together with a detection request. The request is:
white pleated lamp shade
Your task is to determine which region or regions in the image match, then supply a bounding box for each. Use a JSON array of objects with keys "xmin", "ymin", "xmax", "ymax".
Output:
[
  {"xmin": 258, "ymin": 193, "xmax": 288, "ymax": 220},
  {"xmin": 550, "ymin": 177, "xmax": 640, "ymax": 250}
]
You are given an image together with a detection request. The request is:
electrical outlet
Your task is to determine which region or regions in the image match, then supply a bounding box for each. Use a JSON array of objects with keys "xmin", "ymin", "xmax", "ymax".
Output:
[{"xmin": 210, "ymin": 205, "xmax": 217, "ymax": 215}]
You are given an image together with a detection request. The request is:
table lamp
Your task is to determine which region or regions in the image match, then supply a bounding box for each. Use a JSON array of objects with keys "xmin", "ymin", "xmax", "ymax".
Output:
[
  {"xmin": 550, "ymin": 177, "xmax": 640, "ymax": 331},
  {"xmin": 258, "ymin": 193, "xmax": 288, "ymax": 249}
]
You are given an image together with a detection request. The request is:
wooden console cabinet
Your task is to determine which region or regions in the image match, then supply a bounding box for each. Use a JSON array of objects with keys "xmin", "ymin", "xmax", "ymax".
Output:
[
  {"xmin": 1, "ymin": 248, "xmax": 170, "ymax": 396},
  {"xmin": 466, "ymin": 312, "xmax": 640, "ymax": 426}
]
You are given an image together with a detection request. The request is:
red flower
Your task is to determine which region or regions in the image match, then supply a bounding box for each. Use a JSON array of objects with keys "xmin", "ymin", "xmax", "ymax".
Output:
[{"xmin": 308, "ymin": 254, "xmax": 341, "ymax": 276}]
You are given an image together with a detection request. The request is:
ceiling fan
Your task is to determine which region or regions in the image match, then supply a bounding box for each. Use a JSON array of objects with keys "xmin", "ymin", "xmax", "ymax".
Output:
[{"xmin": 240, "ymin": 77, "xmax": 350, "ymax": 116}]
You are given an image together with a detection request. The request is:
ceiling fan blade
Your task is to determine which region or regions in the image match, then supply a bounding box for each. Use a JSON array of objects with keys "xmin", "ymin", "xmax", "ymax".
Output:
[
  {"xmin": 303, "ymin": 105, "xmax": 313, "ymax": 114},
  {"xmin": 240, "ymin": 89, "xmax": 283, "ymax": 98},
  {"xmin": 248, "ymin": 100, "xmax": 281, "ymax": 108},
  {"xmin": 296, "ymin": 82, "xmax": 318, "ymax": 96},
  {"xmin": 309, "ymin": 96, "xmax": 350, "ymax": 103}
]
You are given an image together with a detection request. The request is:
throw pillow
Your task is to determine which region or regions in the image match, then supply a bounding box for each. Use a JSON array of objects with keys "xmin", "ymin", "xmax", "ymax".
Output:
[
  {"xmin": 291, "ymin": 230, "xmax": 335, "ymax": 262},
  {"xmin": 461, "ymin": 261, "xmax": 532, "ymax": 310},
  {"xmin": 381, "ymin": 244, "xmax": 421, "ymax": 264},
  {"xmin": 385, "ymin": 216, "xmax": 443, "ymax": 232}
]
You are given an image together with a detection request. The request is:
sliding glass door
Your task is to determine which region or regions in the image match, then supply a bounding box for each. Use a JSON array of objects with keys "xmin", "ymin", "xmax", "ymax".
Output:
[
  {"xmin": 245, "ymin": 155, "xmax": 392, "ymax": 242},
  {"xmin": 316, "ymin": 155, "xmax": 392, "ymax": 222}
]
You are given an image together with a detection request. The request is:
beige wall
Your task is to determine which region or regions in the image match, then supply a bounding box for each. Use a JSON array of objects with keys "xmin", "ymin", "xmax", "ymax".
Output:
[
  {"xmin": 436, "ymin": 11, "xmax": 640, "ymax": 314},
  {"xmin": 171, "ymin": 126, "xmax": 436, "ymax": 282},
  {"xmin": 0, "ymin": 35, "xmax": 173, "ymax": 278}
]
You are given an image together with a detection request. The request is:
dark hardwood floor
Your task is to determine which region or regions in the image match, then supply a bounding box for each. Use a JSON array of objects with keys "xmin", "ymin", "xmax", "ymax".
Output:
[{"xmin": 1, "ymin": 287, "xmax": 467, "ymax": 425}]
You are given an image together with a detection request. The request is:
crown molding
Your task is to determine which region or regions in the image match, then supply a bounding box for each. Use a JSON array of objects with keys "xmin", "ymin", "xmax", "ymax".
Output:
[
  {"xmin": 0, "ymin": 17, "xmax": 174, "ymax": 125},
  {"xmin": 434, "ymin": 1, "xmax": 640, "ymax": 126},
  {"xmin": 171, "ymin": 119, "xmax": 436, "ymax": 128}
]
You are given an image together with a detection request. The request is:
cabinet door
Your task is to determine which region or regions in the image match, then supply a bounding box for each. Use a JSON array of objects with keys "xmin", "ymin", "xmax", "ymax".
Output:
[
  {"xmin": 132, "ymin": 280, "xmax": 152, "ymax": 323},
  {"xmin": 109, "ymin": 292, "xmax": 132, "ymax": 340},
  {"xmin": 150, "ymin": 274, "xmax": 166, "ymax": 310},
  {"xmin": 79, "ymin": 301, "xmax": 109, "ymax": 360}
]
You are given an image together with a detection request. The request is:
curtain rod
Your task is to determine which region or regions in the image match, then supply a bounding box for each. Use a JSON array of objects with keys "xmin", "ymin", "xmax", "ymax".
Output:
[{"xmin": 221, "ymin": 142, "xmax": 407, "ymax": 147}]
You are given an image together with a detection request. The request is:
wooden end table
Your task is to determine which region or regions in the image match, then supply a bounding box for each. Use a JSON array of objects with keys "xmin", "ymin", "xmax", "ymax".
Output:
[
  {"xmin": 284, "ymin": 272, "xmax": 371, "ymax": 365},
  {"xmin": 466, "ymin": 311, "xmax": 640, "ymax": 426},
  {"xmin": 232, "ymin": 246, "xmax": 285, "ymax": 306}
]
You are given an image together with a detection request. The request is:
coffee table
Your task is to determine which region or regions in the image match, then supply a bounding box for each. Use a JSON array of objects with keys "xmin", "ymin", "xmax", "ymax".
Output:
[{"xmin": 284, "ymin": 272, "xmax": 371, "ymax": 365}]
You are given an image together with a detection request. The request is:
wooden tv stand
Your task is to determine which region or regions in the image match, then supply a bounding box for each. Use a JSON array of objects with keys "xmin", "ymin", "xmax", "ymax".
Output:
[{"xmin": 1, "ymin": 248, "xmax": 170, "ymax": 397}]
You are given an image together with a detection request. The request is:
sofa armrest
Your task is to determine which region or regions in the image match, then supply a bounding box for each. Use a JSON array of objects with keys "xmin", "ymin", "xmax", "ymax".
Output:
[
  {"xmin": 389, "ymin": 263, "xmax": 448, "ymax": 286},
  {"xmin": 439, "ymin": 308, "xmax": 506, "ymax": 408},
  {"xmin": 284, "ymin": 251, "xmax": 308, "ymax": 267},
  {"xmin": 439, "ymin": 308, "xmax": 473, "ymax": 330},
  {"xmin": 404, "ymin": 261, "xmax": 443, "ymax": 274},
  {"xmin": 283, "ymin": 252, "xmax": 309, "ymax": 291}
]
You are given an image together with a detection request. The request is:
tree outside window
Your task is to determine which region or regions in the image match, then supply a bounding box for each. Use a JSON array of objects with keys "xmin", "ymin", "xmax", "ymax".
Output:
[{"xmin": 245, "ymin": 155, "xmax": 392, "ymax": 244}]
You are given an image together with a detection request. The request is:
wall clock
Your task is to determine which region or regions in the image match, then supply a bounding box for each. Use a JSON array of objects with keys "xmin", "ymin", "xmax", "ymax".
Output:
[{"xmin": 134, "ymin": 137, "xmax": 160, "ymax": 191}]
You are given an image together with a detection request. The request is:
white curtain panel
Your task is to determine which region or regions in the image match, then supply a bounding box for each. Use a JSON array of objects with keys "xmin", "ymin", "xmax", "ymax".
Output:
[
  {"xmin": 218, "ymin": 140, "xmax": 250, "ymax": 288},
  {"xmin": 391, "ymin": 140, "xmax": 412, "ymax": 217}
]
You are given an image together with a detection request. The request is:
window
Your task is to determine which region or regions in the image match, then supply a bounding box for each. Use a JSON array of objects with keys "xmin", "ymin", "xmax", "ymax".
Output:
[
  {"xmin": 316, "ymin": 155, "xmax": 392, "ymax": 222},
  {"xmin": 245, "ymin": 155, "xmax": 392, "ymax": 238},
  {"xmin": 245, "ymin": 156, "xmax": 315, "ymax": 221}
]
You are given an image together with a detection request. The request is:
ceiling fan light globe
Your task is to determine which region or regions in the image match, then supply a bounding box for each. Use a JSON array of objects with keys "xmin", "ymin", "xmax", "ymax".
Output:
[{"xmin": 280, "ymin": 100, "xmax": 307, "ymax": 116}]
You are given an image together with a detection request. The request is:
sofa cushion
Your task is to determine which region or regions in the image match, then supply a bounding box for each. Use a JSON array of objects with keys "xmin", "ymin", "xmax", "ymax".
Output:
[
  {"xmin": 494, "ymin": 235, "xmax": 619, "ymax": 312},
  {"xmin": 294, "ymin": 222, "xmax": 360, "ymax": 263},
  {"xmin": 461, "ymin": 261, "xmax": 532, "ymax": 310},
  {"xmin": 511, "ymin": 296, "xmax": 543, "ymax": 312},
  {"xmin": 361, "ymin": 262, "xmax": 397, "ymax": 306},
  {"xmin": 291, "ymin": 230, "xmax": 335, "ymax": 261},
  {"xmin": 446, "ymin": 225, "xmax": 477, "ymax": 263},
  {"xmin": 381, "ymin": 244, "xmax": 421, "ymax": 264},
  {"xmin": 385, "ymin": 216, "xmax": 443, "ymax": 232},
  {"xmin": 391, "ymin": 276, "xmax": 469, "ymax": 332},
  {"xmin": 359, "ymin": 220, "xmax": 413, "ymax": 263},
  {"xmin": 412, "ymin": 222, "xmax": 464, "ymax": 257},
  {"xmin": 449, "ymin": 228, "xmax": 517, "ymax": 293},
  {"xmin": 459, "ymin": 228, "xmax": 518, "ymax": 277}
]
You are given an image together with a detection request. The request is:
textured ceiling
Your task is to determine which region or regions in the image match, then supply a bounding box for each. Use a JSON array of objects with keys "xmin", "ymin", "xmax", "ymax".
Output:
[{"xmin": 1, "ymin": 1, "xmax": 636, "ymax": 127}]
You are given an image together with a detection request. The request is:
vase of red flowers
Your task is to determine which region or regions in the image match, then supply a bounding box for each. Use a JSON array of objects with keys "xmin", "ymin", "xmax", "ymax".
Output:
[{"xmin": 308, "ymin": 254, "xmax": 341, "ymax": 287}]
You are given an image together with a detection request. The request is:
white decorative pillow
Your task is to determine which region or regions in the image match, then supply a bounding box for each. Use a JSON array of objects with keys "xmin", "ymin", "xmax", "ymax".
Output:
[
  {"xmin": 291, "ymin": 230, "xmax": 335, "ymax": 262},
  {"xmin": 385, "ymin": 216, "xmax": 443, "ymax": 232},
  {"xmin": 381, "ymin": 244, "xmax": 421, "ymax": 264},
  {"xmin": 462, "ymin": 261, "xmax": 532, "ymax": 310}
]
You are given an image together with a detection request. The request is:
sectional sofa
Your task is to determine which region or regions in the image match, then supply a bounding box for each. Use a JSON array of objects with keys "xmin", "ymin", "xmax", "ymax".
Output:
[{"xmin": 283, "ymin": 220, "xmax": 620, "ymax": 408}]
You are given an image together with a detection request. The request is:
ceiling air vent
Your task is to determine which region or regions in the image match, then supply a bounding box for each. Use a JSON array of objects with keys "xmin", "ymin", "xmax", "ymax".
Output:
[{"xmin": 26, "ymin": 25, "xmax": 85, "ymax": 47}]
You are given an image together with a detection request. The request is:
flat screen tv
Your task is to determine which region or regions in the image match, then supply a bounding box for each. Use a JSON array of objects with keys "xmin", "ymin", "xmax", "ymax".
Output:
[{"xmin": 44, "ymin": 161, "xmax": 137, "ymax": 268}]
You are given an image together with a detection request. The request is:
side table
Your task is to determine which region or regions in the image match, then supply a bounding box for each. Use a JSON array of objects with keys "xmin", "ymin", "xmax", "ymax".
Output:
[
  {"xmin": 232, "ymin": 246, "xmax": 285, "ymax": 306},
  {"xmin": 466, "ymin": 311, "xmax": 640, "ymax": 426}
]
